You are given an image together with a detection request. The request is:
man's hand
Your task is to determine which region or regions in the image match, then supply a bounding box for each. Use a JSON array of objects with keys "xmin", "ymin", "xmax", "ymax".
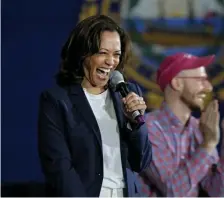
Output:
[
  {"xmin": 200, "ymin": 100, "xmax": 220, "ymax": 154},
  {"xmin": 122, "ymin": 92, "xmax": 146, "ymax": 123}
]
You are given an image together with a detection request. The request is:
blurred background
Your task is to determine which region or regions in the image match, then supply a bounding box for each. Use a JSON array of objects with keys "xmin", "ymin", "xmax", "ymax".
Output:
[{"xmin": 2, "ymin": 0, "xmax": 224, "ymax": 196}]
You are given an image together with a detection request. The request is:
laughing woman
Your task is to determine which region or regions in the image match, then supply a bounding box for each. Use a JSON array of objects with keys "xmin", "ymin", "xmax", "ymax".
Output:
[{"xmin": 38, "ymin": 15, "xmax": 152, "ymax": 197}]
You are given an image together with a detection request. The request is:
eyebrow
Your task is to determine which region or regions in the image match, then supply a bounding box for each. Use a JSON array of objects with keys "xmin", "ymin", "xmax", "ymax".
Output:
[{"xmin": 100, "ymin": 48, "xmax": 121, "ymax": 53}]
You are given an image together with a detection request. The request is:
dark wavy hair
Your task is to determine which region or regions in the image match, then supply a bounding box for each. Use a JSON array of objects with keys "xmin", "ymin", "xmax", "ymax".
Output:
[{"xmin": 56, "ymin": 15, "xmax": 132, "ymax": 86}]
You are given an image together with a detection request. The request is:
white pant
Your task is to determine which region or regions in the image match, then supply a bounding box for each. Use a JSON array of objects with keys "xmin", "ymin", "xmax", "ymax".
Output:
[{"xmin": 99, "ymin": 187, "xmax": 124, "ymax": 197}]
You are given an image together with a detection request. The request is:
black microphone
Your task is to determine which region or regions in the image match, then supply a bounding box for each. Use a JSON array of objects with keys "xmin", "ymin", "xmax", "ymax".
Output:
[{"xmin": 109, "ymin": 70, "xmax": 145, "ymax": 126}]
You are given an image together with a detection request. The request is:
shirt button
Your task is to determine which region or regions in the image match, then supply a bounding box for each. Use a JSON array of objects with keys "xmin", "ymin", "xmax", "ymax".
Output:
[{"xmin": 98, "ymin": 173, "xmax": 101, "ymax": 176}]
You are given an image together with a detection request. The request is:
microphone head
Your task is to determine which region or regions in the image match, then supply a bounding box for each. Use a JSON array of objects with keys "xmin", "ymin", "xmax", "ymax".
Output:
[{"xmin": 109, "ymin": 70, "xmax": 125, "ymax": 91}]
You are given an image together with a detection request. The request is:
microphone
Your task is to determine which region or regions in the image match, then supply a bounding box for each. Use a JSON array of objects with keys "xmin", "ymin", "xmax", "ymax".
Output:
[{"xmin": 109, "ymin": 70, "xmax": 145, "ymax": 126}]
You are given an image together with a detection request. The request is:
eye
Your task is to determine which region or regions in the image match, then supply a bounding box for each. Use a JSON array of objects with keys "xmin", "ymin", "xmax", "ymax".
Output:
[
  {"xmin": 199, "ymin": 77, "xmax": 208, "ymax": 81},
  {"xmin": 114, "ymin": 53, "xmax": 121, "ymax": 57},
  {"xmin": 98, "ymin": 51, "xmax": 107, "ymax": 55}
]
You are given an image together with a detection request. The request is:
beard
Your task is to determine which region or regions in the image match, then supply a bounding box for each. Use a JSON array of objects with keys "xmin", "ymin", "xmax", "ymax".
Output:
[{"xmin": 180, "ymin": 93, "xmax": 205, "ymax": 112}]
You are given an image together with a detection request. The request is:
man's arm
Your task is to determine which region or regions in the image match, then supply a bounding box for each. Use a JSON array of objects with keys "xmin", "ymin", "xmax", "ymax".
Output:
[
  {"xmin": 200, "ymin": 118, "xmax": 224, "ymax": 196},
  {"xmin": 38, "ymin": 91, "xmax": 86, "ymax": 197},
  {"xmin": 143, "ymin": 117, "xmax": 218, "ymax": 197}
]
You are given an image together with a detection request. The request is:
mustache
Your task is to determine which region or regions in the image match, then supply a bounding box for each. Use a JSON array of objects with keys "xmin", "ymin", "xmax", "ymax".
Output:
[
  {"xmin": 197, "ymin": 91, "xmax": 207, "ymax": 95},
  {"xmin": 196, "ymin": 92, "xmax": 218, "ymax": 100},
  {"xmin": 195, "ymin": 93, "xmax": 207, "ymax": 99}
]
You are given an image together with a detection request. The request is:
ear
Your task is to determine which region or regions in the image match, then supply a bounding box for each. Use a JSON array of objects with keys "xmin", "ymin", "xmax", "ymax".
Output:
[
  {"xmin": 83, "ymin": 56, "xmax": 91, "ymax": 68},
  {"xmin": 171, "ymin": 77, "xmax": 183, "ymax": 92}
]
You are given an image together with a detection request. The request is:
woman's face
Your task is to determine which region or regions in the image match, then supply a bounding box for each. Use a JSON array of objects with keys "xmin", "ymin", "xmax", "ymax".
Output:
[{"xmin": 82, "ymin": 31, "xmax": 121, "ymax": 92}]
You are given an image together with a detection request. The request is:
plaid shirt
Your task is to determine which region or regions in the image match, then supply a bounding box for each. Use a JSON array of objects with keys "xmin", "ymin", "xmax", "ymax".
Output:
[{"xmin": 140, "ymin": 102, "xmax": 224, "ymax": 197}]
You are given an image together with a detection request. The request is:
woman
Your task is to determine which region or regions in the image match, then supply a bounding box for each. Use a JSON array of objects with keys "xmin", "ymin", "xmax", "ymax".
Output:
[{"xmin": 38, "ymin": 15, "xmax": 151, "ymax": 197}]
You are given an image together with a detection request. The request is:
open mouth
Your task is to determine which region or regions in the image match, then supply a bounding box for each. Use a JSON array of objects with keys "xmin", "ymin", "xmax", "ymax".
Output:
[
  {"xmin": 197, "ymin": 94, "xmax": 206, "ymax": 99},
  {"xmin": 96, "ymin": 68, "xmax": 110, "ymax": 78}
]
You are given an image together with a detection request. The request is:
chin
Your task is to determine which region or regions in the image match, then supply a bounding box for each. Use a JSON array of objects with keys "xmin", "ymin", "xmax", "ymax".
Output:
[
  {"xmin": 189, "ymin": 100, "xmax": 204, "ymax": 112},
  {"xmin": 182, "ymin": 96, "xmax": 202, "ymax": 112},
  {"xmin": 93, "ymin": 79, "xmax": 108, "ymax": 88}
]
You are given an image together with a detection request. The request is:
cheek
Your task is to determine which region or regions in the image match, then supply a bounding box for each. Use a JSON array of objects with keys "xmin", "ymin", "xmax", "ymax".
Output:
[
  {"xmin": 83, "ymin": 61, "xmax": 96, "ymax": 81},
  {"xmin": 92, "ymin": 57, "xmax": 105, "ymax": 70},
  {"xmin": 188, "ymin": 81, "xmax": 202, "ymax": 94},
  {"xmin": 182, "ymin": 86, "xmax": 197, "ymax": 100},
  {"xmin": 88, "ymin": 59, "xmax": 100, "ymax": 73},
  {"xmin": 195, "ymin": 85, "xmax": 205, "ymax": 95},
  {"xmin": 115, "ymin": 57, "xmax": 120, "ymax": 65}
]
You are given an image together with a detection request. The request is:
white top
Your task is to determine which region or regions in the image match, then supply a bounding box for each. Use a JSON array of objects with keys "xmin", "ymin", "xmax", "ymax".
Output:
[{"xmin": 83, "ymin": 89, "xmax": 125, "ymax": 189}]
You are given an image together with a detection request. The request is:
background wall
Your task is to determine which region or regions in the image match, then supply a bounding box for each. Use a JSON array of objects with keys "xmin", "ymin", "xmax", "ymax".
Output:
[{"xmin": 2, "ymin": 0, "xmax": 83, "ymax": 183}]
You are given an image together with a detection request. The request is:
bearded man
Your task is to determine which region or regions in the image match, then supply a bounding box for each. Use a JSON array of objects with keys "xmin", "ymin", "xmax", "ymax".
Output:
[{"xmin": 142, "ymin": 53, "xmax": 224, "ymax": 197}]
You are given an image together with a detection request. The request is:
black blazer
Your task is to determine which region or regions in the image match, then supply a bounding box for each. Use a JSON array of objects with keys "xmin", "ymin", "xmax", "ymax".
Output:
[{"xmin": 38, "ymin": 82, "xmax": 152, "ymax": 197}]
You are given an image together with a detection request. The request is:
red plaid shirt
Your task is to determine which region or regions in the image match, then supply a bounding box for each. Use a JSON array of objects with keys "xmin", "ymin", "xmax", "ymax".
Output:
[{"xmin": 141, "ymin": 102, "xmax": 224, "ymax": 197}]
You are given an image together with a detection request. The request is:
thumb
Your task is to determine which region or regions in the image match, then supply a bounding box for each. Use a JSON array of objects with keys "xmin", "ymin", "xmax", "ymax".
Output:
[{"xmin": 122, "ymin": 98, "xmax": 126, "ymax": 104}]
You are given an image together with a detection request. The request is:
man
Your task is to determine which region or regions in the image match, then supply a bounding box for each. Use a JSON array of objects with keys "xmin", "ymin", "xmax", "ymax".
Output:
[{"xmin": 141, "ymin": 53, "xmax": 224, "ymax": 197}]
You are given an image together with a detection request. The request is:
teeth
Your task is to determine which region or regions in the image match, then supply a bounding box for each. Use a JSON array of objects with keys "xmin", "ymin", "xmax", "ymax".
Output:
[
  {"xmin": 98, "ymin": 68, "xmax": 110, "ymax": 73},
  {"xmin": 198, "ymin": 95, "xmax": 206, "ymax": 99}
]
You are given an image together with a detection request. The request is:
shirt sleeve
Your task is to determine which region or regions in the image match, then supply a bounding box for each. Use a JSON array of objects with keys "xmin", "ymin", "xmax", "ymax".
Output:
[
  {"xmin": 144, "ymin": 117, "xmax": 219, "ymax": 197},
  {"xmin": 200, "ymin": 143, "xmax": 224, "ymax": 197}
]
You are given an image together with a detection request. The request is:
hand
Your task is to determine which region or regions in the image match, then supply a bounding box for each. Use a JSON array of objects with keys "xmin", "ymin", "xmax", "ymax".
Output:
[
  {"xmin": 122, "ymin": 92, "xmax": 147, "ymax": 122},
  {"xmin": 200, "ymin": 100, "xmax": 220, "ymax": 152}
]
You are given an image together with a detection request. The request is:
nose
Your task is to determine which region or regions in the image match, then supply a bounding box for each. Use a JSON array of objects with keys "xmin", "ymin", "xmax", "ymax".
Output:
[
  {"xmin": 105, "ymin": 55, "xmax": 115, "ymax": 66},
  {"xmin": 204, "ymin": 80, "xmax": 213, "ymax": 93}
]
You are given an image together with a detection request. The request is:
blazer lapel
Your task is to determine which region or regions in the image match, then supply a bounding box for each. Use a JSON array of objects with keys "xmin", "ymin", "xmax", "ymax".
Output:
[
  {"xmin": 67, "ymin": 85, "xmax": 126, "ymax": 148},
  {"xmin": 68, "ymin": 84, "xmax": 102, "ymax": 147}
]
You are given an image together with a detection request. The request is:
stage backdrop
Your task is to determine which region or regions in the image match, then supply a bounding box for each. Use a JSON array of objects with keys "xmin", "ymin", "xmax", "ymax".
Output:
[
  {"xmin": 2, "ymin": 0, "xmax": 224, "ymax": 184},
  {"xmin": 2, "ymin": 0, "xmax": 84, "ymax": 182}
]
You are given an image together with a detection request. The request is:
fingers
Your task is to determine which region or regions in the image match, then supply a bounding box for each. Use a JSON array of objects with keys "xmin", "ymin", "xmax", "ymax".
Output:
[
  {"xmin": 208, "ymin": 100, "xmax": 219, "ymax": 124},
  {"xmin": 122, "ymin": 92, "xmax": 146, "ymax": 113},
  {"xmin": 213, "ymin": 100, "xmax": 220, "ymax": 125},
  {"xmin": 202, "ymin": 100, "xmax": 218, "ymax": 118},
  {"xmin": 124, "ymin": 98, "xmax": 146, "ymax": 112},
  {"xmin": 122, "ymin": 92, "xmax": 137, "ymax": 103},
  {"xmin": 122, "ymin": 92, "xmax": 139, "ymax": 105},
  {"xmin": 200, "ymin": 101, "xmax": 212, "ymax": 125},
  {"xmin": 200, "ymin": 99, "xmax": 220, "ymax": 130},
  {"xmin": 210, "ymin": 109, "xmax": 220, "ymax": 127},
  {"xmin": 203, "ymin": 100, "xmax": 213, "ymax": 113},
  {"xmin": 206, "ymin": 100, "xmax": 218, "ymax": 112},
  {"xmin": 213, "ymin": 100, "xmax": 219, "ymax": 112}
]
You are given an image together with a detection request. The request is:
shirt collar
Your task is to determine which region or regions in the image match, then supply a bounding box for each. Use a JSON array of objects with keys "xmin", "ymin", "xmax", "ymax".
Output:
[{"xmin": 161, "ymin": 102, "xmax": 194, "ymax": 129}]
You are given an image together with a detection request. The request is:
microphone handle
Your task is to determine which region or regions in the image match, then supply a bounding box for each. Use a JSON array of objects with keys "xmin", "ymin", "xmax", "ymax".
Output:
[
  {"xmin": 116, "ymin": 83, "xmax": 145, "ymax": 126},
  {"xmin": 117, "ymin": 82, "xmax": 129, "ymax": 98}
]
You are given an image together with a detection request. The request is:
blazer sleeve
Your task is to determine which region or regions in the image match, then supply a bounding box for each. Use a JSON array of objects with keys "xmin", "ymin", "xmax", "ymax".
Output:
[
  {"xmin": 125, "ymin": 83, "xmax": 152, "ymax": 173},
  {"xmin": 38, "ymin": 91, "xmax": 87, "ymax": 197}
]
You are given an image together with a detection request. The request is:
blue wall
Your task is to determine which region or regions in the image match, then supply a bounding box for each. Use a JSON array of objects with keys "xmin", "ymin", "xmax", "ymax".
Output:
[{"xmin": 2, "ymin": 0, "xmax": 83, "ymax": 182}]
